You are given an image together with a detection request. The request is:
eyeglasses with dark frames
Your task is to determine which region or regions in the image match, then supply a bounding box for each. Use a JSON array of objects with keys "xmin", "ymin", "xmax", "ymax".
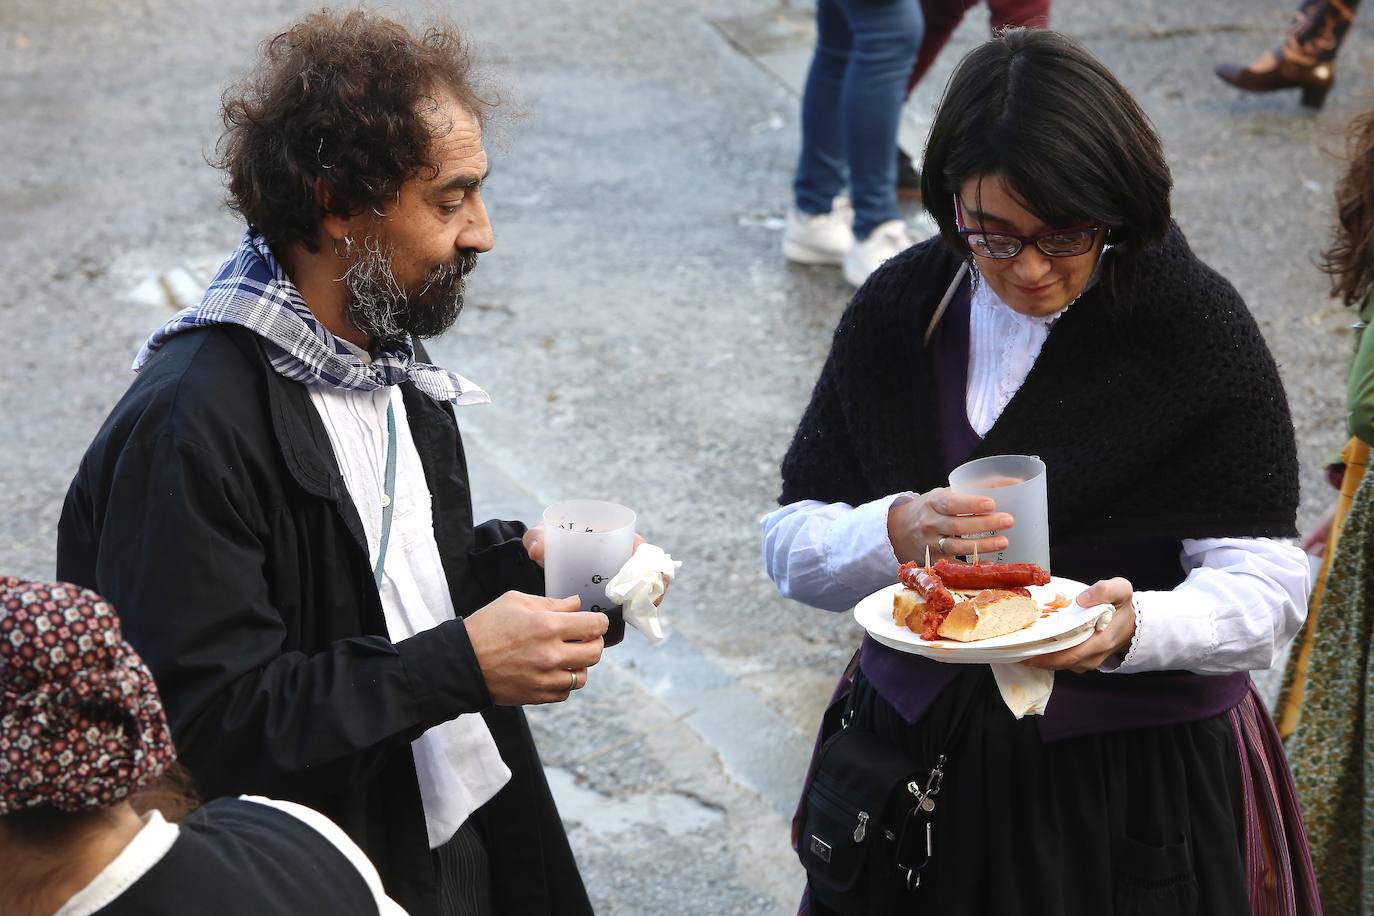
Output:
[{"xmin": 954, "ymin": 195, "xmax": 1101, "ymax": 260}]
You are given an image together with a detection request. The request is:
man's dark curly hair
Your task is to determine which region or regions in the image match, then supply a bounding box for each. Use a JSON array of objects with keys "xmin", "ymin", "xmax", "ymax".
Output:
[{"xmin": 216, "ymin": 9, "xmax": 490, "ymax": 252}]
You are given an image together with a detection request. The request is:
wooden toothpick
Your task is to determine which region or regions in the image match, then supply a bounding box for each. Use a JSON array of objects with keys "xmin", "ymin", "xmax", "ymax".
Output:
[
  {"xmin": 973, "ymin": 540, "xmax": 979, "ymax": 564},
  {"xmin": 925, "ymin": 544, "xmax": 931, "ymax": 569}
]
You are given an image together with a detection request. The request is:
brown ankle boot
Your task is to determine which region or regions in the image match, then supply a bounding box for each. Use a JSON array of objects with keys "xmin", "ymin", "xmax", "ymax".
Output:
[{"xmin": 1215, "ymin": 49, "xmax": 1334, "ymax": 109}]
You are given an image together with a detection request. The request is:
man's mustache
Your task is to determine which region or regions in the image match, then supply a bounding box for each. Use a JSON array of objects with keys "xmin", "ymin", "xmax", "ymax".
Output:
[
  {"xmin": 449, "ymin": 250, "xmax": 479, "ymax": 277},
  {"xmin": 417, "ymin": 249, "xmax": 477, "ymax": 295}
]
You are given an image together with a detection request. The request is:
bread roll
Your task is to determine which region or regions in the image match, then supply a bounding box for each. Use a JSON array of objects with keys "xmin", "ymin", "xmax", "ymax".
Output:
[
  {"xmin": 936, "ymin": 589, "xmax": 1039, "ymax": 642},
  {"xmin": 892, "ymin": 588, "xmax": 928, "ymax": 633}
]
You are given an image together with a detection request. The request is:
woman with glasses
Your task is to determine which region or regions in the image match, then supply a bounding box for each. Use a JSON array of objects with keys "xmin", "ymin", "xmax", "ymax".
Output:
[{"xmin": 763, "ymin": 29, "xmax": 1321, "ymax": 915}]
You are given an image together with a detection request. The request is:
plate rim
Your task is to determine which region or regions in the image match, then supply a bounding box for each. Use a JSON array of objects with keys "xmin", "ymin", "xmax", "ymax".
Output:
[{"xmin": 864, "ymin": 618, "xmax": 1096, "ymax": 663}]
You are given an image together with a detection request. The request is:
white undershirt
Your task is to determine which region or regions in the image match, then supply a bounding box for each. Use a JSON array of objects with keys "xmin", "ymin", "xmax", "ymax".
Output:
[
  {"xmin": 55, "ymin": 799, "xmax": 406, "ymax": 915},
  {"xmin": 308, "ymin": 344, "xmax": 510, "ymax": 849},
  {"xmin": 966, "ymin": 278, "xmax": 1063, "ymax": 435},
  {"xmin": 760, "ymin": 283, "xmax": 1309, "ymax": 675}
]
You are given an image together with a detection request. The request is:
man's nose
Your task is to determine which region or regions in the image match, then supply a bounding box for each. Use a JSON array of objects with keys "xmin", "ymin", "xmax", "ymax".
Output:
[{"xmin": 459, "ymin": 195, "xmax": 494, "ymax": 253}]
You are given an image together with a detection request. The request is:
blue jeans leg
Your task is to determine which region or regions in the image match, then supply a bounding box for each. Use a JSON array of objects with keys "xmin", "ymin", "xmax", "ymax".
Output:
[
  {"xmin": 794, "ymin": 0, "xmax": 923, "ymax": 238},
  {"xmin": 794, "ymin": 0, "xmax": 853, "ymax": 218}
]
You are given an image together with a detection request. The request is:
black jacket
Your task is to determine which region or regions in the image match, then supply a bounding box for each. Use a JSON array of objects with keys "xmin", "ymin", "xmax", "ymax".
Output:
[{"xmin": 57, "ymin": 325, "xmax": 591, "ymax": 916}]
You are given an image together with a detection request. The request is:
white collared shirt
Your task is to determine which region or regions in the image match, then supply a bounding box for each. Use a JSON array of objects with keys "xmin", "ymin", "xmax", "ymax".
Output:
[
  {"xmin": 965, "ymin": 278, "xmax": 1064, "ymax": 436},
  {"xmin": 308, "ymin": 342, "xmax": 510, "ymax": 849},
  {"xmin": 761, "ymin": 285, "xmax": 1309, "ymax": 675}
]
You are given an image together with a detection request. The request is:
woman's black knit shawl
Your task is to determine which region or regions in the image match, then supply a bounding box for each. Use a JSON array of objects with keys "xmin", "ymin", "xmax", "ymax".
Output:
[{"xmin": 779, "ymin": 226, "xmax": 1299, "ymax": 543}]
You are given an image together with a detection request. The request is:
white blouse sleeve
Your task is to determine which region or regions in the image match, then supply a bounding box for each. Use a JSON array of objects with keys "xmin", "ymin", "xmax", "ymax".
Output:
[
  {"xmin": 1105, "ymin": 538, "xmax": 1310, "ymax": 675},
  {"xmin": 239, "ymin": 796, "xmax": 410, "ymax": 915},
  {"xmin": 761, "ymin": 494, "xmax": 914, "ymax": 612}
]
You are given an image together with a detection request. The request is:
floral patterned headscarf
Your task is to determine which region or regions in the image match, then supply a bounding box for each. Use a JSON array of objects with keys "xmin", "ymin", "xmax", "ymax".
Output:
[{"xmin": 0, "ymin": 577, "xmax": 175, "ymax": 815}]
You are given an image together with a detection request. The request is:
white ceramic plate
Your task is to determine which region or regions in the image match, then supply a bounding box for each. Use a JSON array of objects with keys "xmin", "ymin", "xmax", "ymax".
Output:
[{"xmin": 852, "ymin": 577, "xmax": 1111, "ymax": 664}]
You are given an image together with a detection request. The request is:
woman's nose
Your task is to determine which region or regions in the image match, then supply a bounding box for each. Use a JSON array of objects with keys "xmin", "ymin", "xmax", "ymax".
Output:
[{"xmin": 1011, "ymin": 245, "xmax": 1053, "ymax": 283}]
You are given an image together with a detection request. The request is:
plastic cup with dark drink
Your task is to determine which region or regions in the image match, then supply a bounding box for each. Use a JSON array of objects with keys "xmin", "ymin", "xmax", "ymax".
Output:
[
  {"xmin": 542, "ymin": 499, "xmax": 637, "ymax": 647},
  {"xmin": 947, "ymin": 454, "xmax": 1051, "ymax": 569}
]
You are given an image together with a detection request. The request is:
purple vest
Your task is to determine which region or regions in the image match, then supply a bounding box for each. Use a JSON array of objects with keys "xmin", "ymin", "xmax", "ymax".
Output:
[{"xmin": 861, "ymin": 279, "xmax": 1250, "ymax": 741}]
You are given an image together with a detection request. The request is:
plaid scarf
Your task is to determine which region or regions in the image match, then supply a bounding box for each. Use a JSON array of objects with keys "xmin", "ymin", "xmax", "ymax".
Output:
[{"xmin": 134, "ymin": 231, "xmax": 489, "ymax": 406}]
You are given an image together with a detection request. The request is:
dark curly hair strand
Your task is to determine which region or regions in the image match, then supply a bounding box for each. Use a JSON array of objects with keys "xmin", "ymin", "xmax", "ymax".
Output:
[
  {"xmin": 1323, "ymin": 108, "xmax": 1374, "ymax": 307},
  {"xmin": 216, "ymin": 9, "xmax": 491, "ymax": 252}
]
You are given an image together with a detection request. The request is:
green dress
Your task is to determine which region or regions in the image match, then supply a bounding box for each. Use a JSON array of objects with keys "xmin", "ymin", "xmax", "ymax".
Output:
[{"xmin": 1285, "ymin": 291, "xmax": 1374, "ymax": 913}]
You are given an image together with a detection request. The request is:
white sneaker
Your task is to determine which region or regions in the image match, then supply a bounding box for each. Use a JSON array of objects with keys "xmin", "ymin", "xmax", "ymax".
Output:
[
  {"xmin": 843, "ymin": 219, "xmax": 916, "ymax": 287},
  {"xmin": 783, "ymin": 206, "xmax": 855, "ymax": 266},
  {"xmin": 831, "ymin": 194, "xmax": 854, "ymax": 227}
]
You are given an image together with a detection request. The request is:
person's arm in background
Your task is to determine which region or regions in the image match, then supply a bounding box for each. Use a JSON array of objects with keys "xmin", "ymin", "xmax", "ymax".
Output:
[
  {"xmin": 1345, "ymin": 292, "xmax": 1374, "ymax": 446},
  {"xmin": 1304, "ymin": 292, "xmax": 1374, "ymax": 555}
]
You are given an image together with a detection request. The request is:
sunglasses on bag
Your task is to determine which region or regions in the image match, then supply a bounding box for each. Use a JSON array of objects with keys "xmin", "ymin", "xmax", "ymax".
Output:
[{"xmin": 953, "ymin": 195, "xmax": 1101, "ymax": 260}]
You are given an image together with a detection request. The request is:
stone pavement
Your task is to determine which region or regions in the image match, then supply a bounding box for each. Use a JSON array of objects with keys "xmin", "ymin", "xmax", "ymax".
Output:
[{"xmin": 1, "ymin": 0, "xmax": 1366, "ymax": 912}]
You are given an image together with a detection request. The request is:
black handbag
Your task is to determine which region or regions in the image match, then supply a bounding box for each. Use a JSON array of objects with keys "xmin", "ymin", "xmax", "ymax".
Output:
[{"xmin": 797, "ymin": 665, "xmax": 979, "ymax": 915}]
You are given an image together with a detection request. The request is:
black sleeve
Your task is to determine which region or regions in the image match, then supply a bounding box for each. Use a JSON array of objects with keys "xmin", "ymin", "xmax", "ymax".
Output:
[
  {"xmin": 778, "ymin": 355, "xmax": 870, "ymax": 507},
  {"xmin": 66, "ymin": 431, "xmax": 492, "ymax": 798},
  {"xmin": 470, "ymin": 518, "xmax": 546, "ymax": 603},
  {"xmin": 777, "ymin": 269, "xmax": 892, "ymax": 509}
]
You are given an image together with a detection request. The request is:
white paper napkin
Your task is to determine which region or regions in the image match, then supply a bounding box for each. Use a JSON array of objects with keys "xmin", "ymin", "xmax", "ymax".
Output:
[
  {"xmin": 989, "ymin": 606, "xmax": 1115, "ymax": 718},
  {"xmin": 606, "ymin": 544, "xmax": 682, "ymax": 646}
]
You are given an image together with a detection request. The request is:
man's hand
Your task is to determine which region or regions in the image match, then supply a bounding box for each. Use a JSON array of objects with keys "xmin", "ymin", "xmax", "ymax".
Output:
[
  {"xmin": 1022, "ymin": 577, "xmax": 1136, "ymax": 673},
  {"xmin": 464, "ymin": 591, "xmax": 607, "ymax": 705}
]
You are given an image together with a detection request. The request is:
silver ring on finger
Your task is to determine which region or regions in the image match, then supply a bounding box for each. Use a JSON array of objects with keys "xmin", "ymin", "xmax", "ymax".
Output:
[
  {"xmin": 568, "ymin": 669, "xmax": 579, "ymax": 692},
  {"xmin": 936, "ymin": 536, "xmax": 949, "ymax": 555}
]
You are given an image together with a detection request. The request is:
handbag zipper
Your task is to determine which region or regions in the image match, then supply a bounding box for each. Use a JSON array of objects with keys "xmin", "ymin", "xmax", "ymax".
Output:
[{"xmin": 807, "ymin": 781, "xmax": 879, "ymax": 848}]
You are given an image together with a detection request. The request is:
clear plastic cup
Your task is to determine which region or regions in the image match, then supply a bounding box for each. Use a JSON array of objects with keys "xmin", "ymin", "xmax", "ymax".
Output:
[
  {"xmin": 947, "ymin": 455, "xmax": 1050, "ymax": 569},
  {"xmin": 542, "ymin": 499, "xmax": 637, "ymax": 647}
]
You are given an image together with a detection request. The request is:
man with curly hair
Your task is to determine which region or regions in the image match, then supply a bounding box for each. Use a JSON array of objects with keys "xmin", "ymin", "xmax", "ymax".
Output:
[{"xmin": 55, "ymin": 10, "xmax": 603, "ymax": 915}]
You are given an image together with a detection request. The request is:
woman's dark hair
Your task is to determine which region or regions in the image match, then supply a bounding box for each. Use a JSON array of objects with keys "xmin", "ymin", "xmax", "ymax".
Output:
[
  {"xmin": 1322, "ymin": 109, "xmax": 1374, "ymax": 306},
  {"xmin": 920, "ymin": 29, "xmax": 1172, "ymax": 299},
  {"xmin": 216, "ymin": 9, "xmax": 492, "ymax": 252}
]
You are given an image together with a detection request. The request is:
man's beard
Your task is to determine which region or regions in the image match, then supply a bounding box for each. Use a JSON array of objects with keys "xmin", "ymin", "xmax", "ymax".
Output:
[{"xmin": 342, "ymin": 238, "xmax": 478, "ymax": 345}]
